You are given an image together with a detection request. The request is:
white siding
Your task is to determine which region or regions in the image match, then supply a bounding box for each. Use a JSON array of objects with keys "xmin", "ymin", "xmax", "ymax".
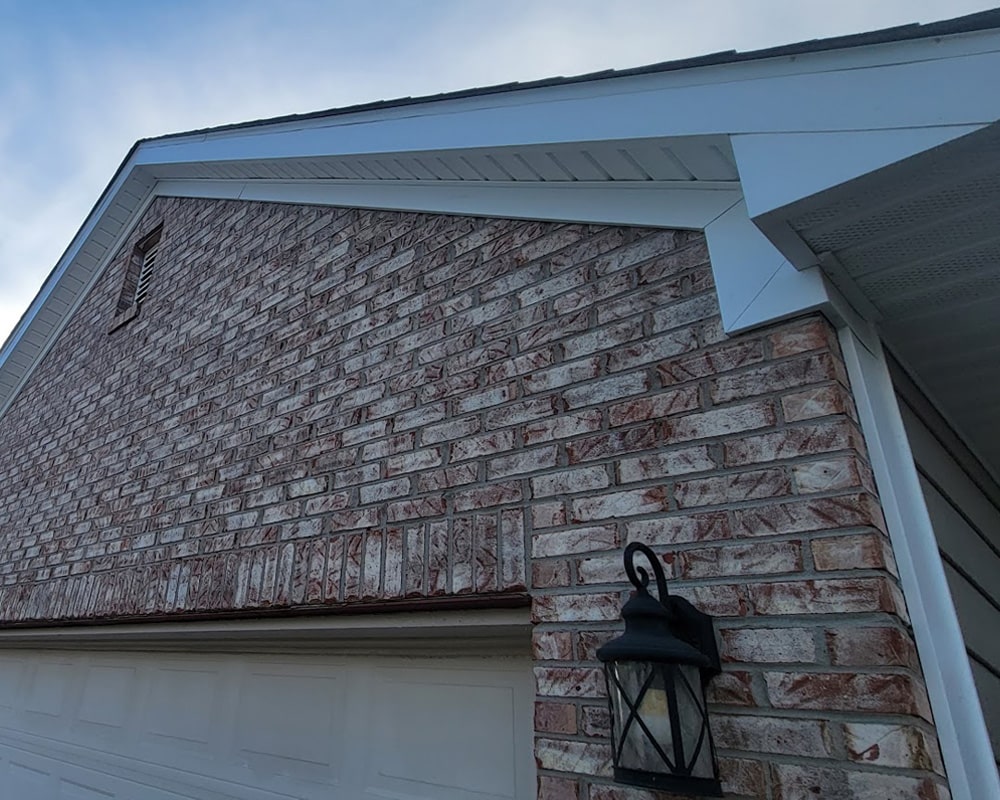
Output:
[{"xmin": 899, "ymin": 397, "xmax": 1000, "ymax": 765}]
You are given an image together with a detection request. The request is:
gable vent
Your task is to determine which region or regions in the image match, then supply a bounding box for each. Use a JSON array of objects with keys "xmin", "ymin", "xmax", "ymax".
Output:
[{"xmin": 134, "ymin": 239, "xmax": 159, "ymax": 306}]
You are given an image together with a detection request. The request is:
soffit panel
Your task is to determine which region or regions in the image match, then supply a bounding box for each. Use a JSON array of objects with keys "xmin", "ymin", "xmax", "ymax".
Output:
[
  {"xmin": 786, "ymin": 124, "xmax": 1000, "ymax": 474},
  {"xmin": 143, "ymin": 137, "xmax": 739, "ymax": 186}
]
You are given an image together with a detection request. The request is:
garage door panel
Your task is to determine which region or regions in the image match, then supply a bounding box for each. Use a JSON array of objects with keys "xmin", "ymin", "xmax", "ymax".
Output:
[
  {"xmin": 25, "ymin": 660, "xmax": 75, "ymax": 718},
  {"xmin": 362, "ymin": 662, "xmax": 534, "ymax": 800},
  {"xmin": 78, "ymin": 665, "xmax": 136, "ymax": 730},
  {"xmin": 0, "ymin": 724, "xmax": 322, "ymax": 800},
  {"xmin": 6, "ymin": 758, "xmax": 54, "ymax": 797},
  {"xmin": 236, "ymin": 666, "xmax": 346, "ymax": 774},
  {"xmin": 57, "ymin": 776, "xmax": 115, "ymax": 800},
  {"xmin": 0, "ymin": 648, "xmax": 534, "ymax": 799},
  {"xmin": 144, "ymin": 665, "xmax": 220, "ymax": 746},
  {"xmin": 0, "ymin": 655, "xmax": 28, "ymax": 711}
]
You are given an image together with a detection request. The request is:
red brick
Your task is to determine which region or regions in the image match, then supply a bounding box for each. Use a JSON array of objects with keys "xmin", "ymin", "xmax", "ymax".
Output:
[
  {"xmin": 607, "ymin": 329, "xmax": 699, "ymax": 372},
  {"xmin": 711, "ymin": 352, "xmax": 845, "ymax": 404},
  {"xmin": 781, "ymin": 384, "xmax": 855, "ymax": 422},
  {"xmin": 748, "ymin": 577, "xmax": 900, "ymax": 616},
  {"xmin": 417, "ymin": 463, "xmax": 478, "ymax": 492},
  {"xmin": 532, "ymin": 467, "xmax": 610, "ymax": 498},
  {"xmin": 607, "ymin": 385, "xmax": 700, "ymax": 426},
  {"xmin": 421, "ymin": 414, "xmax": 480, "ymax": 444},
  {"xmin": 651, "ymin": 294, "xmax": 717, "ymax": 332},
  {"xmin": 385, "ymin": 448, "xmax": 443, "ymax": 476},
  {"xmin": 571, "ymin": 487, "xmax": 669, "ymax": 521},
  {"xmin": 714, "ymin": 713, "xmax": 833, "ymax": 757},
  {"xmin": 533, "ymin": 629, "xmax": 574, "ymax": 660},
  {"xmin": 450, "ymin": 430, "xmax": 516, "ymax": 462},
  {"xmin": 533, "ymin": 526, "xmax": 619, "ymax": 558},
  {"xmin": 658, "ymin": 339, "xmax": 766, "ymax": 385},
  {"xmin": 563, "ymin": 372, "xmax": 649, "ymax": 410},
  {"xmin": 575, "ymin": 554, "xmax": 631, "ymax": 585},
  {"xmin": 488, "ymin": 445, "xmax": 558, "ymax": 478},
  {"xmin": 523, "ymin": 358, "xmax": 601, "ymax": 394},
  {"xmin": 771, "ymin": 763, "xmax": 948, "ymax": 800},
  {"xmin": 535, "ymin": 700, "xmax": 578, "ymax": 734},
  {"xmin": 385, "ymin": 496, "xmax": 446, "ymax": 522},
  {"xmin": 0, "ymin": 197, "xmax": 943, "ymax": 799},
  {"xmin": 576, "ymin": 629, "xmax": 617, "ymax": 662},
  {"xmin": 533, "ymin": 559, "xmax": 572, "ymax": 588},
  {"xmin": 826, "ymin": 626, "xmax": 921, "ymax": 670},
  {"xmin": 579, "ymin": 704, "xmax": 610, "ymax": 738},
  {"xmin": 844, "ymin": 722, "xmax": 943, "ymax": 772},
  {"xmin": 483, "ymin": 396, "xmax": 556, "ymax": 429},
  {"xmin": 538, "ymin": 775, "xmax": 580, "ymax": 800},
  {"xmin": 707, "ymin": 670, "xmax": 757, "ymax": 706},
  {"xmin": 734, "ymin": 493, "xmax": 886, "ymax": 537},
  {"xmin": 535, "ymin": 737, "xmax": 612, "ymax": 777},
  {"xmin": 720, "ymin": 627, "xmax": 817, "ymax": 664},
  {"xmin": 811, "ymin": 532, "xmax": 894, "ymax": 572},
  {"xmin": 533, "ymin": 501, "xmax": 567, "ymax": 529},
  {"xmin": 792, "ymin": 455, "xmax": 869, "ymax": 493},
  {"xmin": 673, "ymin": 583, "xmax": 746, "ymax": 617},
  {"xmin": 664, "ymin": 401, "xmax": 776, "ymax": 443},
  {"xmin": 768, "ymin": 317, "xmax": 837, "ymax": 357},
  {"xmin": 566, "ymin": 425, "xmax": 660, "ymax": 464},
  {"xmin": 588, "ymin": 785, "xmax": 670, "ymax": 800},
  {"xmin": 674, "ymin": 468, "xmax": 792, "ymax": 509},
  {"xmin": 625, "ymin": 512, "xmax": 730, "ymax": 546},
  {"xmin": 765, "ymin": 671, "xmax": 932, "ymax": 719},
  {"xmin": 533, "ymin": 592, "xmax": 623, "ymax": 623},
  {"xmin": 724, "ymin": 419, "xmax": 862, "ymax": 466},
  {"xmin": 452, "ymin": 481, "xmax": 522, "ymax": 512},
  {"xmin": 617, "ymin": 445, "xmax": 715, "ymax": 483},
  {"xmin": 523, "ymin": 409, "xmax": 604, "ymax": 445},
  {"xmin": 535, "ymin": 666, "xmax": 606, "ymax": 698},
  {"xmin": 562, "ymin": 320, "xmax": 644, "ymax": 360},
  {"xmin": 677, "ymin": 540, "xmax": 802, "ymax": 579},
  {"xmin": 719, "ymin": 757, "xmax": 770, "ymax": 799}
]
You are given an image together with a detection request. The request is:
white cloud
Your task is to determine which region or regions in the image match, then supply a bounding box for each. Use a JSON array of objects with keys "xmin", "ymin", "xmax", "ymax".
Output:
[{"xmin": 1, "ymin": 0, "xmax": 995, "ymax": 345}]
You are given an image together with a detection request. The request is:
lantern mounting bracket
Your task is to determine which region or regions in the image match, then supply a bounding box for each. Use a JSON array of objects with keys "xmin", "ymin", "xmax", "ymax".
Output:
[{"xmin": 622, "ymin": 542, "xmax": 721, "ymax": 675}]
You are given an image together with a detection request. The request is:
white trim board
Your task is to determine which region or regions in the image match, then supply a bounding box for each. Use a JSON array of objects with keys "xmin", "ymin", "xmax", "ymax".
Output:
[
  {"xmin": 838, "ymin": 326, "xmax": 1000, "ymax": 800},
  {"xmin": 152, "ymin": 177, "xmax": 742, "ymax": 230},
  {"xmin": 0, "ymin": 607, "xmax": 531, "ymax": 655},
  {"xmin": 138, "ymin": 36, "xmax": 1000, "ymax": 162}
]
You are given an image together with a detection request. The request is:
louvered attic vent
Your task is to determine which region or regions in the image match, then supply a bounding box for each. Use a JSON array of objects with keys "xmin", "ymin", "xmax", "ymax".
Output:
[
  {"xmin": 110, "ymin": 224, "xmax": 163, "ymax": 331},
  {"xmin": 134, "ymin": 237, "xmax": 159, "ymax": 305}
]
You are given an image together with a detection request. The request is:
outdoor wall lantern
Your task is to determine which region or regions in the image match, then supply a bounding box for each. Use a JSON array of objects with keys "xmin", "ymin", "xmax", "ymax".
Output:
[{"xmin": 597, "ymin": 542, "xmax": 723, "ymax": 797}]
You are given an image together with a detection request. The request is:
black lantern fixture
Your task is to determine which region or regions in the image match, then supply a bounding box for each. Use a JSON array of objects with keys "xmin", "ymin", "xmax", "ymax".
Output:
[{"xmin": 597, "ymin": 542, "xmax": 723, "ymax": 796}]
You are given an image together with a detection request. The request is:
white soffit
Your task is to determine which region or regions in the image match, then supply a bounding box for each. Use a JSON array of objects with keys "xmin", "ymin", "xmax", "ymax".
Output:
[
  {"xmin": 781, "ymin": 123, "xmax": 1000, "ymax": 475},
  {"xmin": 733, "ymin": 126, "xmax": 986, "ymax": 222}
]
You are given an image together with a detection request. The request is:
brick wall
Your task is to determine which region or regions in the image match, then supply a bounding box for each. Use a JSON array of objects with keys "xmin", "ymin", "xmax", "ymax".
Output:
[{"xmin": 0, "ymin": 197, "xmax": 946, "ymax": 798}]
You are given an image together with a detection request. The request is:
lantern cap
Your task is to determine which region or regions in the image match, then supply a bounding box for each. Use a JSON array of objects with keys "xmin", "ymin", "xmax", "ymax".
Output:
[
  {"xmin": 597, "ymin": 591, "xmax": 712, "ymax": 666},
  {"xmin": 596, "ymin": 543, "xmax": 721, "ymax": 673}
]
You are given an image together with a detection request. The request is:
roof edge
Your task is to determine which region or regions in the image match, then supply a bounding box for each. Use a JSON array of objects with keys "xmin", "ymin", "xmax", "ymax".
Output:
[{"xmin": 143, "ymin": 8, "xmax": 1000, "ymax": 144}]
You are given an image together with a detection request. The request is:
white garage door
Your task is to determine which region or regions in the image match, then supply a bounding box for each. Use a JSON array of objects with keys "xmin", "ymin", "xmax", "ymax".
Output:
[{"xmin": 0, "ymin": 647, "xmax": 535, "ymax": 800}]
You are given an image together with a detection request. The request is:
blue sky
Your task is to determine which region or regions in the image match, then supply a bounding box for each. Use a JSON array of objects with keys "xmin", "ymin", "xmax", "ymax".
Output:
[{"xmin": 1, "ymin": 0, "xmax": 997, "ymax": 343}]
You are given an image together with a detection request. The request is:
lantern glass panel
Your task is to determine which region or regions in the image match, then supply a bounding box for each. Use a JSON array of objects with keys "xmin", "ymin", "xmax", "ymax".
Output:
[
  {"xmin": 607, "ymin": 661, "xmax": 715, "ymax": 780},
  {"xmin": 675, "ymin": 663, "xmax": 715, "ymax": 780}
]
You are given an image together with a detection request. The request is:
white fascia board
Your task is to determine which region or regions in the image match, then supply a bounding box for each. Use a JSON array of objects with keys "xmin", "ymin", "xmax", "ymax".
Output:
[
  {"xmin": 704, "ymin": 200, "xmax": 832, "ymax": 332},
  {"xmin": 0, "ymin": 160, "xmax": 147, "ymax": 367},
  {"xmin": 0, "ymin": 183, "xmax": 160, "ymax": 420},
  {"xmin": 732, "ymin": 126, "xmax": 986, "ymax": 223},
  {"xmin": 152, "ymin": 178, "xmax": 742, "ymax": 230},
  {"xmin": 839, "ymin": 328, "xmax": 1000, "ymax": 800},
  {"xmin": 135, "ymin": 46, "xmax": 1000, "ymax": 167}
]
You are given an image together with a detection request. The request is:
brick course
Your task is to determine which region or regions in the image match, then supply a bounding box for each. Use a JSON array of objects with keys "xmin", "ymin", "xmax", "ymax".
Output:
[{"xmin": 0, "ymin": 198, "xmax": 945, "ymax": 798}]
